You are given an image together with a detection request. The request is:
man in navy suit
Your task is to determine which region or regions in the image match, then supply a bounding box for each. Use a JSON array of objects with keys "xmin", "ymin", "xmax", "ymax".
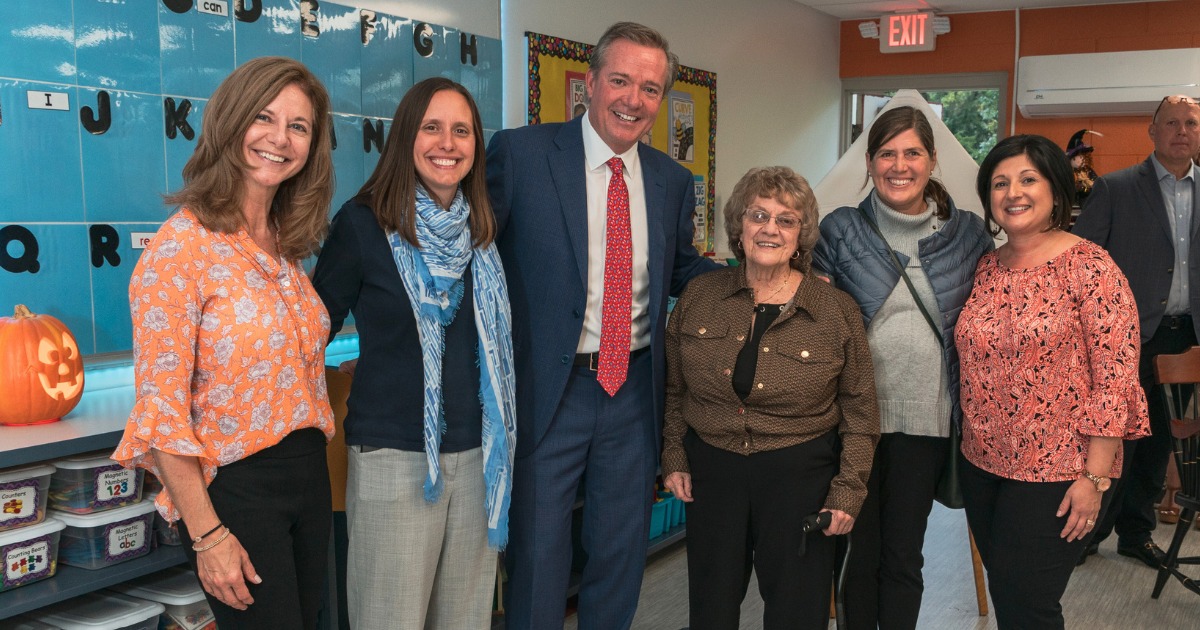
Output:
[
  {"xmin": 486, "ymin": 22, "xmax": 716, "ymax": 630},
  {"xmin": 1074, "ymin": 94, "xmax": 1200, "ymax": 568}
]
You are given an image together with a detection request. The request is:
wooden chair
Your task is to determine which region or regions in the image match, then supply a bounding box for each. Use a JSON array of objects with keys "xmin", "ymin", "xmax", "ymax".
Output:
[
  {"xmin": 326, "ymin": 367, "xmax": 352, "ymax": 513},
  {"xmin": 325, "ymin": 367, "xmax": 353, "ymax": 630},
  {"xmin": 968, "ymin": 526, "xmax": 988, "ymax": 615},
  {"xmin": 1151, "ymin": 347, "xmax": 1200, "ymax": 598},
  {"xmin": 829, "ymin": 518, "xmax": 988, "ymax": 622}
]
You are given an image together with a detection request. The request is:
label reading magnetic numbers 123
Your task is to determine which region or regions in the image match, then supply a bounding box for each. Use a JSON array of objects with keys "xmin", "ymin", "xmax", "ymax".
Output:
[
  {"xmin": 96, "ymin": 468, "xmax": 136, "ymax": 500},
  {"xmin": 26, "ymin": 91, "xmax": 69, "ymax": 111}
]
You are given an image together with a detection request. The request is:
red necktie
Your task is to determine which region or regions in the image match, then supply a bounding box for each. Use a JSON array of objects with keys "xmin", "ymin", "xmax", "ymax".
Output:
[{"xmin": 598, "ymin": 157, "xmax": 632, "ymax": 396}]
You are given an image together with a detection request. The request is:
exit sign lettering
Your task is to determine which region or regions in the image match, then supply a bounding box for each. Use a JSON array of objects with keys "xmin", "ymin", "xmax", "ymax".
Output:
[{"xmin": 881, "ymin": 12, "xmax": 936, "ymax": 53}]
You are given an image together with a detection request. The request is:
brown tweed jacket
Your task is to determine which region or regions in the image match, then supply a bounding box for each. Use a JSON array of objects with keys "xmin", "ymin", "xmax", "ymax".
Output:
[{"xmin": 663, "ymin": 265, "xmax": 879, "ymax": 516}]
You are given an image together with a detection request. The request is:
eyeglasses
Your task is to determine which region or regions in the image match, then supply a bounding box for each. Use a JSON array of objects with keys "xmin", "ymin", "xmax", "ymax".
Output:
[
  {"xmin": 746, "ymin": 210, "xmax": 801, "ymax": 230},
  {"xmin": 1153, "ymin": 95, "xmax": 1200, "ymax": 121}
]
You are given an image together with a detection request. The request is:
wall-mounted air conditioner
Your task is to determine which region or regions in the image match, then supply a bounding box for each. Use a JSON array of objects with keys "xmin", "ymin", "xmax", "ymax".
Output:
[{"xmin": 1017, "ymin": 48, "xmax": 1200, "ymax": 118}]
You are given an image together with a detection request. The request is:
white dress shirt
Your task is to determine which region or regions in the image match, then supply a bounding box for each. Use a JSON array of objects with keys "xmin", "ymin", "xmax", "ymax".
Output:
[
  {"xmin": 577, "ymin": 114, "xmax": 651, "ymax": 353},
  {"xmin": 1150, "ymin": 153, "xmax": 1195, "ymax": 316}
]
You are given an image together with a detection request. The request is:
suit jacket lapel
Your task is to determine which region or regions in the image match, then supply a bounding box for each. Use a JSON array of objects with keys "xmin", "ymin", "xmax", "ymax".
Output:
[
  {"xmin": 639, "ymin": 144, "xmax": 668, "ymax": 322},
  {"xmin": 549, "ymin": 119, "xmax": 589, "ymax": 288},
  {"xmin": 1137, "ymin": 158, "xmax": 1173, "ymax": 243},
  {"xmin": 1191, "ymin": 170, "xmax": 1200, "ymax": 237}
]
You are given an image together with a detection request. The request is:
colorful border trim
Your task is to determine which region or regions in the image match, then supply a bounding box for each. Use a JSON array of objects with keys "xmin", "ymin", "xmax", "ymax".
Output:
[
  {"xmin": 526, "ymin": 32, "xmax": 594, "ymax": 125},
  {"xmin": 525, "ymin": 31, "xmax": 718, "ymax": 253}
]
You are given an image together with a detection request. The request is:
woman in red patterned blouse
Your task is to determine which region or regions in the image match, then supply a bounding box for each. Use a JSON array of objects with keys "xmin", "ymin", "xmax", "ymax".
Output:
[{"xmin": 956, "ymin": 134, "xmax": 1149, "ymax": 629}]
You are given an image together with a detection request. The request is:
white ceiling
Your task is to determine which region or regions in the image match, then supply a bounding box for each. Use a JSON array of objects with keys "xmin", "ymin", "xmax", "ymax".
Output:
[{"xmin": 797, "ymin": 0, "xmax": 1166, "ymax": 20}]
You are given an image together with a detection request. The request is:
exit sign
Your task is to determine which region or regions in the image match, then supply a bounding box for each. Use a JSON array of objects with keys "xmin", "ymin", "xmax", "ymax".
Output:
[{"xmin": 880, "ymin": 12, "xmax": 936, "ymax": 53}]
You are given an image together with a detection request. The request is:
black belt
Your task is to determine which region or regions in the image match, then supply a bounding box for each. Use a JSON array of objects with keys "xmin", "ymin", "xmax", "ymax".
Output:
[
  {"xmin": 574, "ymin": 346, "xmax": 650, "ymax": 371},
  {"xmin": 1160, "ymin": 314, "xmax": 1192, "ymax": 330}
]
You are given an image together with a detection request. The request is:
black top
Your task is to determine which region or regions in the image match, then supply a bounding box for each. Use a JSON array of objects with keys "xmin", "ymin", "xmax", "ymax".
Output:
[
  {"xmin": 732, "ymin": 303, "xmax": 784, "ymax": 402},
  {"xmin": 312, "ymin": 199, "xmax": 482, "ymax": 452}
]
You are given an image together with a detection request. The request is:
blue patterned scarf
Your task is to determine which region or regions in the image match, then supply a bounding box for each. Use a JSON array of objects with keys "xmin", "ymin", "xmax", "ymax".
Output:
[{"xmin": 388, "ymin": 185, "xmax": 517, "ymax": 550}]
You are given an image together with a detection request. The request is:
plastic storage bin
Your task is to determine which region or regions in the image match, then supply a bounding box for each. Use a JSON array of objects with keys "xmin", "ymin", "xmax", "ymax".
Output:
[
  {"xmin": 657, "ymin": 491, "xmax": 681, "ymax": 530},
  {"xmin": 24, "ymin": 591, "xmax": 165, "ymax": 630},
  {"xmin": 141, "ymin": 491, "xmax": 180, "ymax": 548},
  {"xmin": 649, "ymin": 499, "xmax": 668, "ymax": 540},
  {"xmin": 48, "ymin": 452, "xmax": 144, "ymax": 515},
  {"xmin": 154, "ymin": 512, "xmax": 181, "ymax": 548},
  {"xmin": 53, "ymin": 501, "xmax": 156, "ymax": 569},
  {"xmin": 0, "ymin": 618, "xmax": 58, "ymax": 629},
  {"xmin": 109, "ymin": 567, "xmax": 216, "ymax": 630},
  {"xmin": 0, "ymin": 464, "xmax": 55, "ymax": 533},
  {"xmin": 0, "ymin": 517, "xmax": 64, "ymax": 592},
  {"xmin": 142, "ymin": 472, "xmax": 163, "ymax": 496}
]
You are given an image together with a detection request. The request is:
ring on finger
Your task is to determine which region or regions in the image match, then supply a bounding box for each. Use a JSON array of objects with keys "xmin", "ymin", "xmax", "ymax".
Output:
[{"xmin": 1086, "ymin": 519, "xmax": 1096, "ymax": 526}]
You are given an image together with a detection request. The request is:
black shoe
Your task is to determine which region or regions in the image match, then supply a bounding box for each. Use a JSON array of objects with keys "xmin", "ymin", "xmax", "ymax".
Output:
[
  {"xmin": 1117, "ymin": 541, "xmax": 1166, "ymax": 568},
  {"xmin": 1076, "ymin": 541, "xmax": 1100, "ymax": 566}
]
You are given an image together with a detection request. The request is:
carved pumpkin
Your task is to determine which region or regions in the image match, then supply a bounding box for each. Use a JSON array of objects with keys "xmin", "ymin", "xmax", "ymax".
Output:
[{"xmin": 0, "ymin": 305, "xmax": 85, "ymax": 425}]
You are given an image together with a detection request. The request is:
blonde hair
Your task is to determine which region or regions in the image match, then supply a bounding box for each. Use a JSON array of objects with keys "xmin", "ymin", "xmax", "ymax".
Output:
[{"xmin": 165, "ymin": 57, "xmax": 334, "ymax": 260}]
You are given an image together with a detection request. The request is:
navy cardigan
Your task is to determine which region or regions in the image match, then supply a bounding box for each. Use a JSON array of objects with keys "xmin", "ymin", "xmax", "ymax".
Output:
[{"xmin": 312, "ymin": 199, "xmax": 482, "ymax": 452}]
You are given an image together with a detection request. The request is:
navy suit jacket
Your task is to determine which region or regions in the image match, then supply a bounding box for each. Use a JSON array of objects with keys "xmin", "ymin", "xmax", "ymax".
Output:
[
  {"xmin": 1073, "ymin": 156, "xmax": 1200, "ymax": 343},
  {"xmin": 486, "ymin": 116, "xmax": 717, "ymax": 456}
]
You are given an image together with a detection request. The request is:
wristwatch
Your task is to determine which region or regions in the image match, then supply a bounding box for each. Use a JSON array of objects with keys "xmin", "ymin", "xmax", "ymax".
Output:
[{"xmin": 1082, "ymin": 470, "xmax": 1111, "ymax": 493}]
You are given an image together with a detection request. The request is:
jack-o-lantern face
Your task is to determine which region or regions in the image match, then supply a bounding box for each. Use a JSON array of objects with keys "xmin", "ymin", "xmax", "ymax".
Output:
[
  {"xmin": 0, "ymin": 305, "xmax": 86, "ymax": 425},
  {"xmin": 37, "ymin": 332, "xmax": 84, "ymax": 400}
]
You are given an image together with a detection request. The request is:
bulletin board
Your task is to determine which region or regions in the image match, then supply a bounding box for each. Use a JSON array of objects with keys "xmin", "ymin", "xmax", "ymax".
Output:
[
  {"xmin": 524, "ymin": 31, "xmax": 717, "ymax": 255},
  {"xmin": 0, "ymin": 0, "xmax": 502, "ymax": 357}
]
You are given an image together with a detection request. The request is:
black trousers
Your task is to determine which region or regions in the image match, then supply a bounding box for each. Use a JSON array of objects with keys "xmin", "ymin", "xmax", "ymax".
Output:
[
  {"xmin": 1095, "ymin": 318, "xmax": 1196, "ymax": 547},
  {"xmin": 961, "ymin": 456, "xmax": 1112, "ymax": 630},
  {"xmin": 842, "ymin": 433, "xmax": 948, "ymax": 630},
  {"xmin": 179, "ymin": 428, "xmax": 332, "ymax": 630},
  {"xmin": 684, "ymin": 429, "xmax": 839, "ymax": 630}
]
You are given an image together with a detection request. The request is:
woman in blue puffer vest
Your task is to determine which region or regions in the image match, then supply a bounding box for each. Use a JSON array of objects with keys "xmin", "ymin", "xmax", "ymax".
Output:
[{"xmin": 812, "ymin": 105, "xmax": 993, "ymax": 630}]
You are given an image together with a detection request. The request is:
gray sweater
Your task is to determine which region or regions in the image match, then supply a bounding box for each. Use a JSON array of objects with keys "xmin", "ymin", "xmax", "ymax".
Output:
[{"xmin": 867, "ymin": 195, "xmax": 951, "ymax": 437}]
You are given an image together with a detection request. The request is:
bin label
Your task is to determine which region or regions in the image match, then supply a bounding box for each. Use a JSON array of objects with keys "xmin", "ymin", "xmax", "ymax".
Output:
[
  {"xmin": 0, "ymin": 480, "xmax": 40, "ymax": 527},
  {"xmin": 3, "ymin": 535, "xmax": 53, "ymax": 588},
  {"xmin": 94, "ymin": 465, "xmax": 137, "ymax": 508},
  {"xmin": 104, "ymin": 517, "xmax": 149, "ymax": 563}
]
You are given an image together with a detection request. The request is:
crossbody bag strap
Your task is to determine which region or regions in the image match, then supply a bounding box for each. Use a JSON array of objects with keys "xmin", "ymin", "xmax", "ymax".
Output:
[{"xmin": 856, "ymin": 206, "xmax": 944, "ymax": 347}]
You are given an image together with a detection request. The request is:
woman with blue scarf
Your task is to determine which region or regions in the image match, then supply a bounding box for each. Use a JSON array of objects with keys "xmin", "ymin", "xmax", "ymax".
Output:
[{"xmin": 312, "ymin": 77, "xmax": 515, "ymax": 630}]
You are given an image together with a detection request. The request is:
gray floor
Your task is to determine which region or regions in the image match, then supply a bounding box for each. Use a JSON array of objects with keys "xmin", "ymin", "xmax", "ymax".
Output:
[{"xmin": 563, "ymin": 505, "xmax": 1200, "ymax": 629}]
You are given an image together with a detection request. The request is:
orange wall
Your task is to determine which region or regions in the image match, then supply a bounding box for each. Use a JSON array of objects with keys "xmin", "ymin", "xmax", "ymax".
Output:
[{"xmin": 840, "ymin": 1, "xmax": 1200, "ymax": 176}]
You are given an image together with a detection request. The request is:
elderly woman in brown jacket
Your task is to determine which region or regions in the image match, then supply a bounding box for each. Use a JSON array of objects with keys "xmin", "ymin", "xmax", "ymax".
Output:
[{"xmin": 662, "ymin": 166, "xmax": 879, "ymax": 630}]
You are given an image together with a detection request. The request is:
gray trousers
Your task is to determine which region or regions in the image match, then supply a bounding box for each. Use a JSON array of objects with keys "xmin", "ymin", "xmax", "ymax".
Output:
[{"xmin": 346, "ymin": 446, "xmax": 495, "ymax": 630}]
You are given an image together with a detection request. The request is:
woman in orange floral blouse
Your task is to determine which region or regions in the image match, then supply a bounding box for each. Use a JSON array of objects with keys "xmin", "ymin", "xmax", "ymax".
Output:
[
  {"xmin": 113, "ymin": 58, "xmax": 335, "ymax": 629},
  {"xmin": 956, "ymin": 134, "xmax": 1149, "ymax": 629}
]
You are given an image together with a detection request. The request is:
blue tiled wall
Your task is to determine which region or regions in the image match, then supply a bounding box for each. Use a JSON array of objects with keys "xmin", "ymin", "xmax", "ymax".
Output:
[{"xmin": 0, "ymin": 0, "xmax": 503, "ymax": 355}]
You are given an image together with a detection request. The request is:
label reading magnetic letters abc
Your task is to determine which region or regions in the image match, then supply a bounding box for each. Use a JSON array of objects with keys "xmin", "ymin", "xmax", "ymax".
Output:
[{"xmin": 104, "ymin": 517, "xmax": 148, "ymax": 563}]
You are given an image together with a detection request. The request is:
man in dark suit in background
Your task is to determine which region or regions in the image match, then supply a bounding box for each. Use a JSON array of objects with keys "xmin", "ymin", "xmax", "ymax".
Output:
[
  {"xmin": 486, "ymin": 21, "xmax": 717, "ymax": 630},
  {"xmin": 1074, "ymin": 94, "xmax": 1200, "ymax": 568}
]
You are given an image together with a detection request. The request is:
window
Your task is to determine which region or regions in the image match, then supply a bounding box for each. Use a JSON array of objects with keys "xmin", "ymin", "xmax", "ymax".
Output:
[{"xmin": 842, "ymin": 73, "xmax": 1007, "ymax": 164}]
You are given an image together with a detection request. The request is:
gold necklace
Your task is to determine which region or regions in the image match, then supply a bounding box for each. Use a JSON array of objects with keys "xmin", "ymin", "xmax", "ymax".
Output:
[{"xmin": 753, "ymin": 272, "xmax": 790, "ymax": 308}]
